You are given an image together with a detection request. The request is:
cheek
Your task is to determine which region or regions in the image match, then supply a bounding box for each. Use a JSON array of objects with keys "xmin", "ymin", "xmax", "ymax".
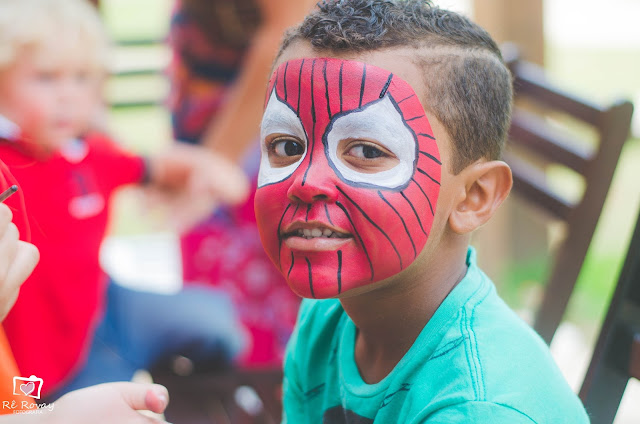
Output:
[
  {"xmin": 339, "ymin": 183, "xmax": 433, "ymax": 277},
  {"xmin": 254, "ymin": 184, "xmax": 290, "ymax": 267}
]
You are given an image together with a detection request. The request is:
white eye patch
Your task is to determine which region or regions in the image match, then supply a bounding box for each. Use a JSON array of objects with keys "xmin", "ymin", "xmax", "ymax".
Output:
[
  {"xmin": 258, "ymin": 90, "xmax": 308, "ymax": 188},
  {"xmin": 324, "ymin": 96, "xmax": 417, "ymax": 190}
]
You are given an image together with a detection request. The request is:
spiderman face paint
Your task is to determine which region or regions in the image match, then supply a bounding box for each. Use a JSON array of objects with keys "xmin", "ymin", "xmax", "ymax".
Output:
[{"xmin": 255, "ymin": 58, "xmax": 441, "ymax": 298}]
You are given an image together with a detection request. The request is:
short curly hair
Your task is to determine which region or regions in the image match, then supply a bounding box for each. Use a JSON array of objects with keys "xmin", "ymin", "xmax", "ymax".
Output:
[{"xmin": 278, "ymin": 0, "xmax": 513, "ymax": 173}]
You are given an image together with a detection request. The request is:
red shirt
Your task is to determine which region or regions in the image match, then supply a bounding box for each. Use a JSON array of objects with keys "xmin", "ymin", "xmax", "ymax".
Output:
[{"xmin": 0, "ymin": 133, "xmax": 145, "ymax": 394}]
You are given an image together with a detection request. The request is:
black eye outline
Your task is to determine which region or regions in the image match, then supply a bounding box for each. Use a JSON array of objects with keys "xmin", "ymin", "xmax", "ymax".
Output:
[
  {"xmin": 258, "ymin": 89, "xmax": 309, "ymax": 188},
  {"xmin": 322, "ymin": 95, "xmax": 418, "ymax": 191}
]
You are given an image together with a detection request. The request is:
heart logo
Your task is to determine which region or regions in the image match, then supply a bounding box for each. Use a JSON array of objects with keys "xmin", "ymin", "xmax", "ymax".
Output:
[{"xmin": 20, "ymin": 382, "xmax": 34, "ymax": 396}]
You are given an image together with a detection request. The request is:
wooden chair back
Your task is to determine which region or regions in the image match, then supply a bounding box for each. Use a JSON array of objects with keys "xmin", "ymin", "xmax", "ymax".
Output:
[
  {"xmin": 579, "ymin": 205, "xmax": 640, "ymax": 423},
  {"xmin": 503, "ymin": 47, "xmax": 634, "ymax": 344}
]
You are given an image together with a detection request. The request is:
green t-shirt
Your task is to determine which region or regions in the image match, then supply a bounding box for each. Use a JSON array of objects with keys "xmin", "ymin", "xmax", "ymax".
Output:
[{"xmin": 282, "ymin": 248, "xmax": 590, "ymax": 423}]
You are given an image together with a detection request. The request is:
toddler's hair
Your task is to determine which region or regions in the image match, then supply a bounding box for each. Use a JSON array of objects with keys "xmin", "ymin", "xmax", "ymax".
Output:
[
  {"xmin": 0, "ymin": 0, "xmax": 110, "ymax": 73},
  {"xmin": 279, "ymin": 0, "xmax": 513, "ymax": 173}
]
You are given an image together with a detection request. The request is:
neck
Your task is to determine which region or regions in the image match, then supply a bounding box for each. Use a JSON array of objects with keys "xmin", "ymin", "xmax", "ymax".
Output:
[{"xmin": 340, "ymin": 238, "xmax": 469, "ymax": 384}]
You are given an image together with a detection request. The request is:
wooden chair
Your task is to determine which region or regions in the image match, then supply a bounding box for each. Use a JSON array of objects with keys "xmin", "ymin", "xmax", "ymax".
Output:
[
  {"xmin": 502, "ymin": 46, "xmax": 634, "ymax": 344},
  {"xmin": 579, "ymin": 205, "xmax": 640, "ymax": 423},
  {"xmin": 151, "ymin": 361, "xmax": 283, "ymax": 424}
]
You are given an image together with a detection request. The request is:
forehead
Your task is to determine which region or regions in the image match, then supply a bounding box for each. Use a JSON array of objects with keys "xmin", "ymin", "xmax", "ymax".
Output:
[
  {"xmin": 271, "ymin": 41, "xmax": 455, "ymax": 166},
  {"xmin": 275, "ymin": 41, "xmax": 428, "ymax": 105}
]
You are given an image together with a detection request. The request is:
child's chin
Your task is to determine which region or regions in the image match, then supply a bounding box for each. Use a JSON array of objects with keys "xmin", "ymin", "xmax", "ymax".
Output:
[
  {"xmin": 286, "ymin": 266, "xmax": 367, "ymax": 299},
  {"xmin": 286, "ymin": 267, "xmax": 342, "ymax": 299}
]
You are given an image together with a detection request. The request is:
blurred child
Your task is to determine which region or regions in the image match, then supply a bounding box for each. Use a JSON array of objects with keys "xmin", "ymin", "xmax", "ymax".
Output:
[
  {"xmin": 0, "ymin": 187, "xmax": 169, "ymax": 423},
  {"xmin": 0, "ymin": 0, "xmax": 249, "ymax": 398},
  {"xmin": 253, "ymin": 0, "xmax": 590, "ymax": 421}
]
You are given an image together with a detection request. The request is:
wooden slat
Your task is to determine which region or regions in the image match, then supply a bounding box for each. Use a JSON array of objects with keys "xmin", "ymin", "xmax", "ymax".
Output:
[
  {"xmin": 580, "ymin": 208, "xmax": 640, "ymax": 423},
  {"xmin": 630, "ymin": 333, "xmax": 640, "ymax": 380},
  {"xmin": 509, "ymin": 109, "xmax": 593, "ymax": 174},
  {"xmin": 512, "ymin": 61, "xmax": 604, "ymax": 124},
  {"xmin": 112, "ymin": 67, "xmax": 164, "ymax": 78},
  {"xmin": 114, "ymin": 38, "xmax": 165, "ymax": 47},
  {"xmin": 110, "ymin": 99, "xmax": 163, "ymax": 109},
  {"xmin": 505, "ymin": 153, "xmax": 574, "ymax": 220}
]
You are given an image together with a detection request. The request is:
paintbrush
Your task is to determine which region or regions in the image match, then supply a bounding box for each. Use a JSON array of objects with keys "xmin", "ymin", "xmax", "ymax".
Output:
[{"xmin": 0, "ymin": 185, "xmax": 18, "ymax": 203}]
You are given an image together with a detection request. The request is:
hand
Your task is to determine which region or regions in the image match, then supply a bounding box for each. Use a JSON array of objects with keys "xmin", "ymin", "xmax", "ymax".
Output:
[
  {"xmin": 147, "ymin": 143, "xmax": 250, "ymax": 231},
  {"xmin": 0, "ymin": 203, "xmax": 39, "ymax": 321},
  {"xmin": 1, "ymin": 382, "xmax": 170, "ymax": 423}
]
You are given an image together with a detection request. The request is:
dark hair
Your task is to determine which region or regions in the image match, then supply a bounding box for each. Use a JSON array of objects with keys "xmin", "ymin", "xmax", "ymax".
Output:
[{"xmin": 278, "ymin": 0, "xmax": 513, "ymax": 173}]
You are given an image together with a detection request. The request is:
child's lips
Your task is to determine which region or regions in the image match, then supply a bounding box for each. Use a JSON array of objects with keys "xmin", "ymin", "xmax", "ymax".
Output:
[
  {"xmin": 284, "ymin": 235, "xmax": 353, "ymax": 251},
  {"xmin": 282, "ymin": 220, "xmax": 353, "ymax": 251}
]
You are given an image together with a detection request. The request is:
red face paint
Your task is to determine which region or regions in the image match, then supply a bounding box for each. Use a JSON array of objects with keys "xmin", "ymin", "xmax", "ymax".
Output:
[{"xmin": 255, "ymin": 58, "xmax": 441, "ymax": 298}]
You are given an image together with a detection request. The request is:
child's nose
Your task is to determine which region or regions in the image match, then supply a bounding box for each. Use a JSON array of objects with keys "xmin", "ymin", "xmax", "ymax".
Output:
[{"xmin": 287, "ymin": 161, "xmax": 339, "ymax": 204}]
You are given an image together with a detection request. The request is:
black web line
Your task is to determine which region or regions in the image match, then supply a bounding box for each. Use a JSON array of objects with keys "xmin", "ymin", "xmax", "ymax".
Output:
[
  {"xmin": 411, "ymin": 177, "xmax": 434, "ymax": 216},
  {"xmin": 339, "ymin": 62, "xmax": 344, "ymax": 113},
  {"xmin": 287, "ymin": 251, "xmax": 295, "ymax": 278},
  {"xmin": 378, "ymin": 191, "xmax": 416, "ymax": 258},
  {"xmin": 400, "ymin": 191, "xmax": 427, "ymax": 236},
  {"xmin": 323, "ymin": 61, "xmax": 332, "ymax": 119},
  {"xmin": 417, "ymin": 167, "xmax": 441, "ymax": 185},
  {"xmin": 337, "ymin": 250, "xmax": 343, "ymax": 294},
  {"xmin": 277, "ymin": 204, "xmax": 293, "ymax": 266},
  {"xmin": 397, "ymin": 93, "xmax": 415, "ymax": 104},
  {"xmin": 324, "ymin": 203, "xmax": 334, "ymax": 226},
  {"xmin": 379, "ymin": 73, "xmax": 393, "ymax": 98},
  {"xmin": 419, "ymin": 150, "xmax": 442, "ymax": 165},
  {"xmin": 418, "ymin": 132, "xmax": 435, "ymax": 140},
  {"xmin": 337, "ymin": 187, "xmax": 403, "ymax": 270},
  {"xmin": 296, "ymin": 59, "xmax": 304, "ymax": 115},
  {"xmin": 359, "ymin": 64, "xmax": 367, "ymax": 108},
  {"xmin": 305, "ymin": 257, "xmax": 315, "ymax": 298},
  {"xmin": 336, "ymin": 201, "xmax": 374, "ymax": 281},
  {"xmin": 283, "ymin": 61, "xmax": 289, "ymax": 101},
  {"xmin": 301, "ymin": 59, "xmax": 317, "ymax": 186},
  {"xmin": 406, "ymin": 114, "xmax": 425, "ymax": 122}
]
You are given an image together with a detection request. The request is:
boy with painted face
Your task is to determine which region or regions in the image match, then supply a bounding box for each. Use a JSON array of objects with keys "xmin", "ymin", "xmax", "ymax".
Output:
[{"xmin": 254, "ymin": 1, "xmax": 590, "ymax": 422}]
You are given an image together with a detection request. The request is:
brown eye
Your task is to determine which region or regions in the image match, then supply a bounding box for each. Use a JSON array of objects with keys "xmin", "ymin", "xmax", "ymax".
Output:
[
  {"xmin": 347, "ymin": 144, "xmax": 385, "ymax": 159},
  {"xmin": 266, "ymin": 136, "xmax": 305, "ymax": 168},
  {"xmin": 273, "ymin": 138, "xmax": 304, "ymax": 157},
  {"xmin": 341, "ymin": 140, "xmax": 398, "ymax": 173}
]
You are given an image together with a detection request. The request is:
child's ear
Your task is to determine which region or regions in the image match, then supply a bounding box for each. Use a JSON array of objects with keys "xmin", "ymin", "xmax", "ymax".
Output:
[{"xmin": 449, "ymin": 160, "xmax": 512, "ymax": 234}]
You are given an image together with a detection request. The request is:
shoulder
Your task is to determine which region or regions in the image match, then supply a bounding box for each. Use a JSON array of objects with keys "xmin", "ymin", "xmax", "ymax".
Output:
[
  {"xmin": 410, "ymin": 267, "xmax": 589, "ymax": 422},
  {"xmin": 398, "ymin": 251, "xmax": 588, "ymax": 422}
]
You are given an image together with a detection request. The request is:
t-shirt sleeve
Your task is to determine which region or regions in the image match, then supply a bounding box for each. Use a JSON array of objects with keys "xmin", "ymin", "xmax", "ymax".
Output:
[
  {"xmin": 85, "ymin": 133, "xmax": 147, "ymax": 194},
  {"xmin": 415, "ymin": 401, "xmax": 537, "ymax": 424}
]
